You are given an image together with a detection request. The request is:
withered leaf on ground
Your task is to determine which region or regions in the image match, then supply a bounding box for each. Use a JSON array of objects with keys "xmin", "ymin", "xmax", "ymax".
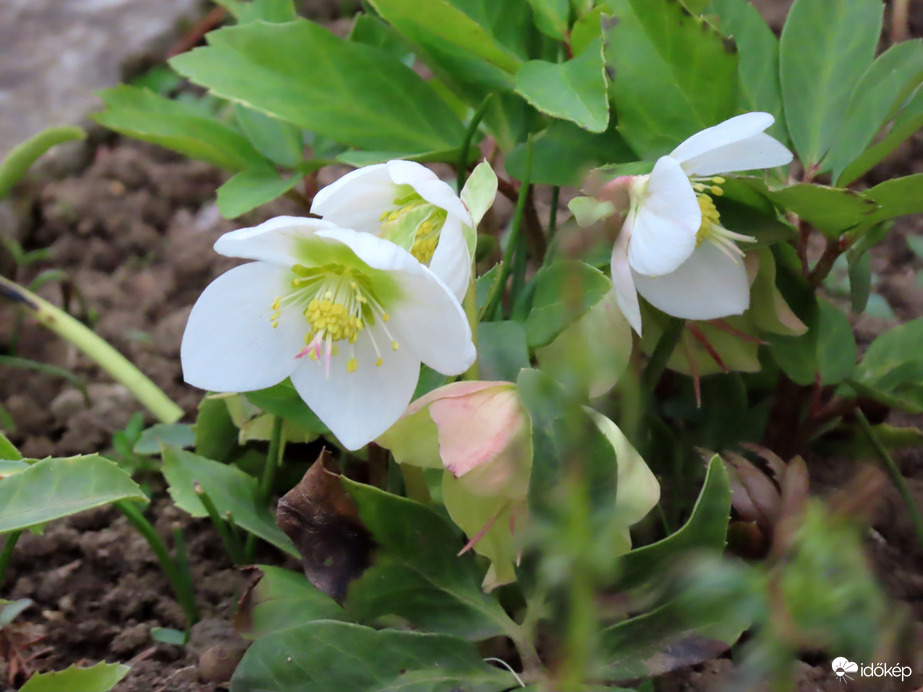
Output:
[{"xmin": 276, "ymin": 449, "xmax": 374, "ymax": 603}]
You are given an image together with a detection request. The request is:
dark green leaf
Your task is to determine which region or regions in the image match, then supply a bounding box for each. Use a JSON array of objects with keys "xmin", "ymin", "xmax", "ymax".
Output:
[
  {"xmin": 170, "ymin": 20, "xmax": 465, "ymax": 154},
  {"xmin": 768, "ymin": 183, "xmax": 878, "ymax": 239},
  {"xmin": 230, "ymin": 621, "xmax": 515, "ymax": 692},
  {"xmin": 863, "ymin": 173, "xmax": 923, "ymax": 223},
  {"xmin": 522, "ymin": 260, "xmax": 610, "ymax": 347},
  {"xmin": 477, "ymin": 321, "xmax": 530, "ymax": 382},
  {"xmin": 0, "ymin": 126, "xmax": 86, "ymax": 200},
  {"xmin": 19, "ymin": 663, "xmax": 129, "ymax": 692},
  {"xmin": 237, "ymin": 565, "xmax": 345, "ymax": 639},
  {"xmin": 828, "ymin": 40, "xmax": 923, "ymax": 182},
  {"xmin": 216, "ymin": 166, "xmax": 302, "ymax": 219},
  {"xmin": 216, "ymin": 0, "xmax": 296, "ymax": 23},
  {"xmin": 0, "ymin": 455, "xmax": 146, "ymax": 533},
  {"xmin": 343, "ymin": 479, "xmax": 516, "ymax": 640},
  {"xmin": 848, "ymin": 251, "xmax": 872, "ymax": 314},
  {"xmin": 614, "ymin": 456, "xmax": 730, "ymax": 591},
  {"xmin": 779, "ymin": 0, "xmax": 882, "ymax": 166},
  {"xmin": 515, "ymin": 38, "xmax": 609, "ymax": 132},
  {"xmin": 234, "ymin": 104, "xmax": 304, "ymax": 167},
  {"xmin": 244, "ymin": 380, "xmax": 328, "ymax": 434},
  {"xmin": 194, "ymin": 396, "xmax": 238, "ymax": 462},
  {"xmin": 349, "ymin": 14, "xmax": 413, "ymax": 61},
  {"xmin": 93, "ymin": 86, "xmax": 265, "ymax": 171},
  {"xmin": 816, "ymin": 300, "xmax": 856, "ymax": 385},
  {"xmin": 161, "ymin": 446, "xmax": 298, "ymax": 557},
  {"xmin": 150, "ymin": 627, "xmax": 186, "ymax": 645},
  {"xmin": 506, "ymin": 120, "xmax": 635, "ymax": 186},
  {"xmin": 604, "ymin": 0, "xmax": 739, "ymax": 158},
  {"xmin": 706, "ymin": 0, "xmax": 786, "ymax": 141},
  {"xmin": 850, "ymin": 317, "xmax": 923, "ymax": 413}
]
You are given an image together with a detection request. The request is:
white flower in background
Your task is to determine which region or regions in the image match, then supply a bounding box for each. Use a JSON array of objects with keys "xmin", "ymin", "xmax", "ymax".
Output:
[
  {"xmin": 180, "ymin": 216, "xmax": 476, "ymax": 451},
  {"xmin": 311, "ymin": 160, "xmax": 474, "ymax": 302},
  {"xmin": 608, "ymin": 112, "xmax": 792, "ymax": 334}
]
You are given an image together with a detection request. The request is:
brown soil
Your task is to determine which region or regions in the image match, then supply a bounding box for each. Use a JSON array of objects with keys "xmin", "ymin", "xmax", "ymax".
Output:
[{"xmin": 0, "ymin": 4, "xmax": 923, "ymax": 692}]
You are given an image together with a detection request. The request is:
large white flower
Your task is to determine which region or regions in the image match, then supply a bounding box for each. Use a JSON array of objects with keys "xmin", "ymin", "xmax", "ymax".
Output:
[
  {"xmin": 180, "ymin": 215, "xmax": 476, "ymax": 451},
  {"xmin": 611, "ymin": 112, "xmax": 792, "ymax": 334},
  {"xmin": 311, "ymin": 160, "xmax": 474, "ymax": 302}
]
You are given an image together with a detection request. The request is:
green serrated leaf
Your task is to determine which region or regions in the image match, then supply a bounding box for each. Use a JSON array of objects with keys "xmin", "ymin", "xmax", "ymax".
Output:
[
  {"xmin": 763, "ymin": 182, "xmax": 878, "ymax": 239},
  {"xmin": 614, "ymin": 456, "xmax": 730, "ymax": 590},
  {"xmin": 863, "ymin": 173, "xmax": 923, "ymax": 223},
  {"xmin": 828, "ymin": 40, "xmax": 923, "ymax": 182},
  {"xmin": 216, "ymin": 0, "xmax": 296, "ymax": 23},
  {"xmin": 604, "ymin": 0, "xmax": 739, "ymax": 158},
  {"xmin": 244, "ymin": 380, "xmax": 328, "ymax": 434},
  {"xmin": 816, "ymin": 300, "xmax": 856, "ymax": 385},
  {"xmin": 850, "ymin": 317, "xmax": 923, "ymax": 413},
  {"xmin": 230, "ymin": 620, "xmax": 515, "ymax": 691},
  {"xmin": 133, "ymin": 423, "xmax": 195, "ymax": 455},
  {"xmin": 522, "ymin": 260, "xmax": 611, "ymax": 348},
  {"xmin": 161, "ymin": 446, "xmax": 297, "ymax": 557},
  {"xmin": 194, "ymin": 396, "xmax": 238, "ymax": 462},
  {"xmin": 848, "ymin": 251, "xmax": 872, "ymax": 314},
  {"xmin": 93, "ymin": 86, "xmax": 265, "ymax": 171},
  {"xmin": 0, "ymin": 126, "xmax": 86, "ymax": 200},
  {"xmin": 506, "ymin": 120, "xmax": 635, "ymax": 186},
  {"xmin": 170, "ymin": 19, "xmax": 465, "ymax": 154},
  {"xmin": 343, "ymin": 479, "xmax": 516, "ymax": 640},
  {"xmin": 779, "ymin": 0, "xmax": 882, "ymax": 166},
  {"xmin": 515, "ymin": 37, "xmax": 609, "ymax": 132},
  {"xmin": 239, "ymin": 565, "xmax": 345, "ymax": 639},
  {"xmin": 19, "ymin": 663, "xmax": 130, "ymax": 692},
  {"xmin": 0, "ymin": 456, "xmax": 147, "ymax": 533}
]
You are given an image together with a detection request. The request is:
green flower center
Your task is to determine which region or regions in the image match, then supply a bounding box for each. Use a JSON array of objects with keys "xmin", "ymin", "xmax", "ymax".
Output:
[
  {"xmin": 270, "ymin": 264, "xmax": 398, "ymax": 375},
  {"xmin": 379, "ymin": 189, "xmax": 448, "ymax": 265}
]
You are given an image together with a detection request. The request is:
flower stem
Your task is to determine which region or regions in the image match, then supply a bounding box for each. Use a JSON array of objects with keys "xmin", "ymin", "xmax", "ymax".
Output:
[
  {"xmin": 855, "ymin": 409, "xmax": 923, "ymax": 555},
  {"xmin": 548, "ymin": 186, "xmax": 561, "ymax": 241},
  {"xmin": 456, "ymin": 96, "xmax": 492, "ymax": 192},
  {"xmin": 0, "ymin": 275, "xmax": 182, "ymax": 425},
  {"xmin": 641, "ymin": 317, "xmax": 686, "ymax": 400},
  {"xmin": 259, "ymin": 416, "xmax": 284, "ymax": 505},
  {"xmin": 484, "ymin": 136, "xmax": 532, "ymax": 321},
  {"xmin": 0, "ymin": 530, "xmax": 22, "ymax": 587},
  {"xmin": 462, "ymin": 275, "xmax": 480, "ymax": 380},
  {"xmin": 116, "ymin": 500, "xmax": 199, "ymax": 626}
]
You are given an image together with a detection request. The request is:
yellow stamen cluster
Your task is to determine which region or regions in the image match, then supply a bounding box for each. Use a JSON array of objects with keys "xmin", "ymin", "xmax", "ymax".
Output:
[
  {"xmin": 411, "ymin": 220, "xmax": 440, "ymax": 263},
  {"xmin": 271, "ymin": 269, "xmax": 396, "ymax": 375},
  {"xmin": 695, "ymin": 194, "xmax": 722, "ymax": 246},
  {"xmin": 692, "ymin": 175, "xmax": 726, "ymax": 198},
  {"xmin": 693, "ymin": 190, "xmax": 755, "ymax": 261},
  {"xmin": 305, "ymin": 291, "xmax": 363, "ymax": 344},
  {"xmin": 379, "ymin": 192, "xmax": 447, "ymax": 265}
]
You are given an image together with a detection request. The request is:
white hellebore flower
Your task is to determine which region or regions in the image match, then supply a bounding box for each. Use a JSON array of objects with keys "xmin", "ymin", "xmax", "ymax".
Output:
[
  {"xmin": 180, "ymin": 216, "xmax": 476, "ymax": 451},
  {"xmin": 311, "ymin": 160, "xmax": 473, "ymax": 302},
  {"xmin": 611, "ymin": 112, "xmax": 793, "ymax": 334}
]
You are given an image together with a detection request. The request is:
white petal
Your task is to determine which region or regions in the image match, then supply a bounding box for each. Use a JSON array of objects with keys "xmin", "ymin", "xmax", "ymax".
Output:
[
  {"xmin": 633, "ymin": 241, "xmax": 751, "ymax": 320},
  {"xmin": 669, "ymin": 112, "xmax": 775, "ymax": 171},
  {"xmin": 310, "ymin": 164, "xmax": 399, "ymax": 234},
  {"xmin": 387, "ymin": 268, "xmax": 476, "ymax": 375},
  {"xmin": 627, "ymin": 157, "xmax": 699, "ymax": 277},
  {"xmin": 610, "ymin": 230, "xmax": 643, "ymax": 335},
  {"xmin": 214, "ymin": 216, "xmax": 339, "ymax": 265},
  {"xmin": 386, "ymin": 160, "xmax": 472, "ymax": 225},
  {"xmin": 676, "ymin": 133, "xmax": 793, "ymax": 177},
  {"xmin": 181, "ymin": 262, "xmax": 301, "ymax": 392},
  {"xmin": 427, "ymin": 214, "xmax": 472, "ymax": 302},
  {"xmin": 289, "ymin": 325, "xmax": 421, "ymax": 450},
  {"xmin": 314, "ymin": 227, "xmax": 475, "ymax": 374}
]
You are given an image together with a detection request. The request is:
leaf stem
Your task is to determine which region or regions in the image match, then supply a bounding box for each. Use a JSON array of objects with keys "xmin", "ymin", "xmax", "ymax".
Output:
[
  {"xmin": 259, "ymin": 416, "xmax": 284, "ymax": 505},
  {"xmin": 0, "ymin": 275, "xmax": 182, "ymax": 425},
  {"xmin": 0, "ymin": 530, "xmax": 23, "ymax": 587},
  {"xmin": 641, "ymin": 317, "xmax": 686, "ymax": 400},
  {"xmin": 462, "ymin": 274, "xmax": 480, "ymax": 380},
  {"xmin": 855, "ymin": 409, "xmax": 923, "ymax": 555},
  {"xmin": 195, "ymin": 482, "xmax": 246, "ymax": 564},
  {"xmin": 548, "ymin": 186, "xmax": 561, "ymax": 240},
  {"xmin": 484, "ymin": 136, "xmax": 532, "ymax": 321},
  {"xmin": 116, "ymin": 500, "xmax": 199, "ymax": 625}
]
